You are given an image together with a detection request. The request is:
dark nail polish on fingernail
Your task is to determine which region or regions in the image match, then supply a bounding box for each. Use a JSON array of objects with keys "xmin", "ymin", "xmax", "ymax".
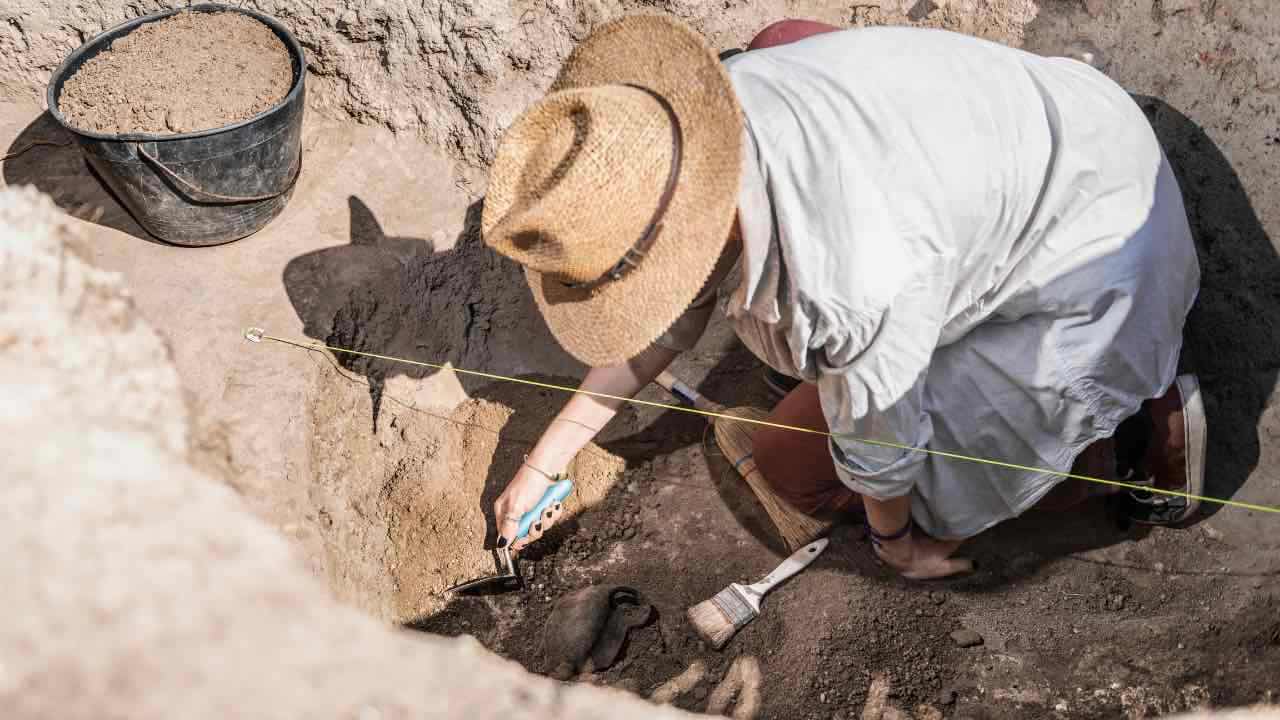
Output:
[
  {"xmin": 497, "ymin": 537, "xmax": 508, "ymax": 548},
  {"xmin": 534, "ymin": 523, "xmax": 542, "ymax": 532},
  {"xmin": 546, "ymin": 510, "xmax": 554, "ymax": 518},
  {"xmin": 555, "ymin": 504, "xmax": 562, "ymax": 510}
]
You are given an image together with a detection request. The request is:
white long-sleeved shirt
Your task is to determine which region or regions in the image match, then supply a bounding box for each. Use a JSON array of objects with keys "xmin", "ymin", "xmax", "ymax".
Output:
[{"xmin": 656, "ymin": 26, "xmax": 1199, "ymax": 538}]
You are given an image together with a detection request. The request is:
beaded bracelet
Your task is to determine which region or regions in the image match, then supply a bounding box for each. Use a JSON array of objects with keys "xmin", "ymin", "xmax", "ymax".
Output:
[
  {"xmin": 868, "ymin": 516, "xmax": 913, "ymax": 548},
  {"xmin": 521, "ymin": 455, "xmax": 564, "ymax": 482}
]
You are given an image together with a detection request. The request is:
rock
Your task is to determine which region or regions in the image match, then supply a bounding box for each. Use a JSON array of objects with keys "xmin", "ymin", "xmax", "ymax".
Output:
[
  {"xmin": 1154, "ymin": 562, "xmax": 1166, "ymax": 574},
  {"xmin": 623, "ymin": 527, "xmax": 636, "ymax": 539},
  {"xmin": 1105, "ymin": 594, "xmax": 1126, "ymax": 611},
  {"xmin": 908, "ymin": 0, "xmax": 938, "ymax": 21},
  {"xmin": 1163, "ymin": 0, "xmax": 1201, "ymax": 14},
  {"xmin": 950, "ymin": 629, "xmax": 984, "ymax": 648},
  {"xmin": 1201, "ymin": 524, "xmax": 1224, "ymax": 541},
  {"xmin": 1060, "ymin": 37, "xmax": 1108, "ymax": 71},
  {"xmin": 930, "ymin": 591, "xmax": 947, "ymax": 605}
]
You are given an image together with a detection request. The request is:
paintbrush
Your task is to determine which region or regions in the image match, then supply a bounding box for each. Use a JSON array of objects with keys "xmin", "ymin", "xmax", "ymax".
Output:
[{"xmin": 686, "ymin": 537, "xmax": 830, "ymax": 649}]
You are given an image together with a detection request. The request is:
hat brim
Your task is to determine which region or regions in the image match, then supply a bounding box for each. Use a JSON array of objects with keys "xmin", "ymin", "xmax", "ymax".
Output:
[{"xmin": 522, "ymin": 14, "xmax": 743, "ymax": 367}]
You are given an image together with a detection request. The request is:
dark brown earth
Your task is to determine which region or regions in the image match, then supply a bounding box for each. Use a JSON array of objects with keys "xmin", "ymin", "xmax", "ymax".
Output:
[
  {"xmin": 409, "ymin": 2, "xmax": 1280, "ymax": 718},
  {"xmin": 58, "ymin": 10, "xmax": 292, "ymax": 135}
]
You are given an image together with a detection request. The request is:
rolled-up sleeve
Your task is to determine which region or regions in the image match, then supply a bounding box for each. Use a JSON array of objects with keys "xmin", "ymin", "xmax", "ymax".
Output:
[
  {"xmin": 822, "ymin": 367, "xmax": 932, "ymax": 499},
  {"xmin": 814, "ymin": 274, "xmax": 946, "ymax": 500}
]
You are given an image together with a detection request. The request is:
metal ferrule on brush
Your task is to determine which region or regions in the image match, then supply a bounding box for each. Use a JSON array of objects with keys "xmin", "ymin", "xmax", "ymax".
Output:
[{"xmin": 710, "ymin": 583, "xmax": 759, "ymax": 629}]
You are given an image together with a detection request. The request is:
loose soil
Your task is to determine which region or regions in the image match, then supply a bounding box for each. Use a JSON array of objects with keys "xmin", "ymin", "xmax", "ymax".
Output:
[
  {"xmin": 411, "ymin": 423, "xmax": 1280, "ymax": 719},
  {"xmin": 58, "ymin": 11, "xmax": 292, "ymax": 135}
]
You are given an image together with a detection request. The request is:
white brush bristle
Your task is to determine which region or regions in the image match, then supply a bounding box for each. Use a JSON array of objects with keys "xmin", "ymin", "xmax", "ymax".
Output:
[
  {"xmin": 687, "ymin": 586, "xmax": 755, "ymax": 650},
  {"xmin": 687, "ymin": 600, "xmax": 735, "ymax": 649}
]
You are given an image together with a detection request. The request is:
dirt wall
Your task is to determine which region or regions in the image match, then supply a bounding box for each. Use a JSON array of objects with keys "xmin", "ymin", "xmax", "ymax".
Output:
[
  {"xmin": 1, "ymin": 0, "xmax": 1037, "ymax": 168},
  {"xmin": 0, "ymin": 183, "xmax": 696, "ymax": 720}
]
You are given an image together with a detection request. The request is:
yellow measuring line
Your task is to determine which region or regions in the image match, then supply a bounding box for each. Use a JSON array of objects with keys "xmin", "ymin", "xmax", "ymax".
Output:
[{"xmin": 248, "ymin": 328, "xmax": 1280, "ymax": 516}]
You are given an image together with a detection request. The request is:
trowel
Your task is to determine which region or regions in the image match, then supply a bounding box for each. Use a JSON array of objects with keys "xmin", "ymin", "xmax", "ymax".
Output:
[{"xmin": 448, "ymin": 478, "xmax": 575, "ymax": 595}]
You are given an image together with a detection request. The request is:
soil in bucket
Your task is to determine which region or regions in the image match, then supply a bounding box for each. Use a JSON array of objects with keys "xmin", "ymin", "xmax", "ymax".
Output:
[{"xmin": 58, "ymin": 10, "xmax": 292, "ymax": 136}]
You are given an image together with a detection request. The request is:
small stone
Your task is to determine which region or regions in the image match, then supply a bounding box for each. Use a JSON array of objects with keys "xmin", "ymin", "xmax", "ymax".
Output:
[
  {"xmin": 950, "ymin": 629, "xmax": 984, "ymax": 648},
  {"xmin": 938, "ymin": 689, "xmax": 957, "ymax": 705},
  {"xmin": 1201, "ymin": 524, "xmax": 1223, "ymax": 541},
  {"xmin": 930, "ymin": 591, "xmax": 947, "ymax": 605},
  {"xmin": 907, "ymin": 0, "xmax": 938, "ymax": 21},
  {"xmin": 1106, "ymin": 594, "xmax": 1126, "ymax": 611},
  {"xmin": 165, "ymin": 108, "xmax": 190, "ymax": 133},
  {"xmin": 820, "ymin": 691, "xmax": 828, "ymax": 703},
  {"xmin": 1154, "ymin": 562, "xmax": 1166, "ymax": 574},
  {"xmin": 1162, "ymin": 0, "xmax": 1200, "ymax": 14},
  {"xmin": 623, "ymin": 527, "xmax": 636, "ymax": 539}
]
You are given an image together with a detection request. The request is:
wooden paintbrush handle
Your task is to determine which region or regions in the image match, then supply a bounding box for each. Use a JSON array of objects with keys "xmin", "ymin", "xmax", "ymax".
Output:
[
  {"xmin": 654, "ymin": 370, "xmax": 725, "ymax": 412},
  {"xmin": 747, "ymin": 538, "xmax": 830, "ymax": 595}
]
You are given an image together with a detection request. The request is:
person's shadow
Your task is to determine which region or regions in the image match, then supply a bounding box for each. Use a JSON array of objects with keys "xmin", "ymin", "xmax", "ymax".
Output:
[{"xmin": 1134, "ymin": 95, "xmax": 1280, "ymax": 525}]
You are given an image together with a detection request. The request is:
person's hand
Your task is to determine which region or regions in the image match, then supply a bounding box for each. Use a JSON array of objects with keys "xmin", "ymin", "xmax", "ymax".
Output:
[
  {"xmin": 493, "ymin": 462, "xmax": 567, "ymax": 551},
  {"xmin": 873, "ymin": 532, "xmax": 972, "ymax": 580}
]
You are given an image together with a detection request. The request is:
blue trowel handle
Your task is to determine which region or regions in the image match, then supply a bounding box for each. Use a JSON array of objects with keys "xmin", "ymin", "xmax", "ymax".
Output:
[{"xmin": 514, "ymin": 479, "xmax": 574, "ymax": 541}]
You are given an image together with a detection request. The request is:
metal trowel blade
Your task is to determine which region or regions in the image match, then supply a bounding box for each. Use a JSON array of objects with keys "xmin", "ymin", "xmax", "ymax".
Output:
[
  {"xmin": 448, "ymin": 573, "xmax": 523, "ymax": 595},
  {"xmin": 447, "ymin": 547, "xmax": 523, "ymax": 596}
]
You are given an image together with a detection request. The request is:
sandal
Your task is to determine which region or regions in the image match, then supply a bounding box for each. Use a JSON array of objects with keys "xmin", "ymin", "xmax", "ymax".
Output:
[{"xmin": 1124, "ymin": 374, "xmax": 1207, "ymax": 526}]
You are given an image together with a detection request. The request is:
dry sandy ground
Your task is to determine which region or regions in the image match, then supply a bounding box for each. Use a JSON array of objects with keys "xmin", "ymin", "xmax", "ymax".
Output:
[{"xmin": 2, "ymin": 0, "xmax": 1279, "ymax": 718}]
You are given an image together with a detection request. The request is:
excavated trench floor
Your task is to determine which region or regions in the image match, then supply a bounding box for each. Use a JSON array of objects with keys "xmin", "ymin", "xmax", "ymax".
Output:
[{"xmin": 4, "ymin": 2, "xmax": 1280, "ymax": 718}]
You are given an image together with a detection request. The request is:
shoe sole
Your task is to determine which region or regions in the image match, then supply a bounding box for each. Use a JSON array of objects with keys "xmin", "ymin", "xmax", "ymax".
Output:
[
  {"xmin": 1132, "ymin": 373, "xmax": 1207, "ymax": 526},
  {"xmin": 1177, "ymin": 373, "xmax": 1208, "ymax": 520}
]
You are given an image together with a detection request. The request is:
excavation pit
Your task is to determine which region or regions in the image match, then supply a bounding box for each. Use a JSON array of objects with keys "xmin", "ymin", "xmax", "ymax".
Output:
[{"xmin": 4, "ymin": 0, "xmax": 1280, "ymax": 718}]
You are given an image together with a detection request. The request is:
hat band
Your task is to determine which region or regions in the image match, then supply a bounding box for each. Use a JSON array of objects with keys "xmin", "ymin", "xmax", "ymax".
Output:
[{"xmin": 562, "ymin": 84, "xmax": 684, "ymax": 291}]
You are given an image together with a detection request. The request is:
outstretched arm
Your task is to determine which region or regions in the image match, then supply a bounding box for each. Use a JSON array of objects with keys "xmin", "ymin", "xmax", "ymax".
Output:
[{"xmin": 495, "ymin": 343, "xmax": 679, "ymax": 550}]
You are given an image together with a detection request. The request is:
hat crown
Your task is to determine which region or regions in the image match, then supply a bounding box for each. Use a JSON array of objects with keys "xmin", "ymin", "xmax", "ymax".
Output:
[{"xmin": 484, "ymin": 85, "xmax": 676, "ymax": 284}]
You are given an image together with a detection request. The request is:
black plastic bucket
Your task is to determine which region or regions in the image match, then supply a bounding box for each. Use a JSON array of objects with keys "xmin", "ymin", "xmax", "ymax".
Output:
[{"xmin": 46, "ymin": 4, "xmax": 306, "ymax": 246}]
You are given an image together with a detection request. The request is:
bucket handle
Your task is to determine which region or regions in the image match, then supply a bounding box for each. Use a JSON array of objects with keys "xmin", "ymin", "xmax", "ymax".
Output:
[{"xmin": 136, "ymin": 143, "xmax": 301, "ymax": 204}]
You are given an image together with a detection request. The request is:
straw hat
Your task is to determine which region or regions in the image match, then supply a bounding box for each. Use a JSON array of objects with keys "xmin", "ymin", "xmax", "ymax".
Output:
[{"xmin": 482, "ymin": 14, "xmax": 743, "ymax": 367}]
